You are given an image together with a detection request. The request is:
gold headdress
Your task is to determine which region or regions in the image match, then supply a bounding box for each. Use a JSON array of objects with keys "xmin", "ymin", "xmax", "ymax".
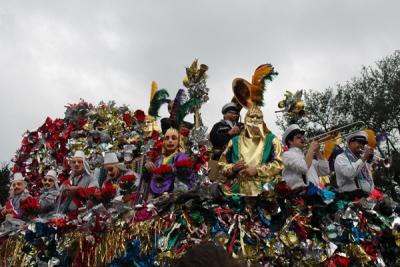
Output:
[
  {"xmin": 232, "ymin": 64, "xmax": 278, "ymax": 109},
  {"xmin": 232, "ymin": 64, "xmax": 278, "ymax": 138}
]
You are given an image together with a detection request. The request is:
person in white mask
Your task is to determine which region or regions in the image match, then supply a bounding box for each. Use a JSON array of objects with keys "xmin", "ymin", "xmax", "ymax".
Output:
[{"xmin": 59, "ymin": 151, "xmax": 99, "ymax": 214}]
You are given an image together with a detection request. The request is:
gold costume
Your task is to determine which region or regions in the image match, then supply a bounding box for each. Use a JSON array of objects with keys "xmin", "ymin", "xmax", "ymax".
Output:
[{"xmin": 219, "ymin": 106, "xmax": 283, "ymax": 196}]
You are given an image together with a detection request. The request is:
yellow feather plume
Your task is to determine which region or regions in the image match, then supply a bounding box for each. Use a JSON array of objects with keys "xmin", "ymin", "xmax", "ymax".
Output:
[
  {"xmin": 251, "ymin": 64, "xmax": 274, "ymax": 87},
  {"xmin": 150, "ymin": 81, "xmax": 158, "ymax": 102}
]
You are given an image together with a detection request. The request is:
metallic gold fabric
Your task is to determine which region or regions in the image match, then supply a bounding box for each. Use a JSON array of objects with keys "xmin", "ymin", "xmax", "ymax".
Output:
[
  {"xmin": 143, "ymin": 115, "xmax": 160, "ymax": 136},
  {"xmin": 243, "ymin": 106, "xmax": 268, "ymax": 139},
  {"xmin": 219, "ymin": 135, "xmax": 283, "ymax": 196},
  {"xmin": 256, "ymin": 137, "xmax": 283, "ymax": 184}
]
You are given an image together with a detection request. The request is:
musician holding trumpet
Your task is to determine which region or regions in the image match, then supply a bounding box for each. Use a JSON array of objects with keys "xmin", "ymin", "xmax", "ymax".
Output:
[
  {"xmin": 334, "ymin": 131, "xmax": 374, "ymax": 198},
  {"xmin": 281, "ymin": 124, "xmax": 330, "ymax": 190}
]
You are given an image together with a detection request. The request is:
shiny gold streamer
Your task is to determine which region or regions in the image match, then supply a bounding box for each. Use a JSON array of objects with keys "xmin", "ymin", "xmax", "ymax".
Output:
[
  {"xmin": 0, "ymin": 235, "xmax": 32, "ymax": 266},
  {"xmin": 48, "ymin": 217, "xmax": 168, "ymax": 267}
]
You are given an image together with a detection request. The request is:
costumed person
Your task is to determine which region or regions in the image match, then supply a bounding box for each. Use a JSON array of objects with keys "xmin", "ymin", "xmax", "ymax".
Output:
[
  {"xmin": 97, "ymin": 151, "xmax": 138, "ymax": 204},
  {"xmin": 143, "ymin": 81, "xmax": 169, "ymax": 138},
  {"xmin": 219, "ymin": 64, "xmax": 283, "ymax": 196},
  {"xmin": 160, "ymin": 90, "xmax": 194, "ymax": 135},
  {"xmin": 59, "ymin": 151, "xmax": 99, "ymax": 215},
  {"xmin": 1, "ymin": 172, "xmax": 31, "ymax": 219},
  {"xmin": 281, "ymin": 124, "xmax": 330, "ymax": 190},
  {"xmin": 209, "ymin": 102, "xmax": 242, "ymax": 160},
  {"xmin": 334, "ymin": 131, "xmax": 374, "ymax": 198},
  {"xmin": 38, "ymin": 170, "xmax": 60, "ymax": 216},
  {"xmin": 144, "ymin": 127, "xmax": 195, "ymax": 197}
]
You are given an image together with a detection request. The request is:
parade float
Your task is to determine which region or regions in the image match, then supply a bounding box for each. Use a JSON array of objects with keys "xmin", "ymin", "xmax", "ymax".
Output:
[{"xmin": 0, "ymin": 61, "xmax": 399, "ymax": 267}]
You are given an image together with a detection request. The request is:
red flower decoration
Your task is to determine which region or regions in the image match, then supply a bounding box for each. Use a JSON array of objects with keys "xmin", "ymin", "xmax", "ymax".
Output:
[
  {"xmin": 369, "ymin": 189, "xmax": 383, "ymax": 200},
  {"xmin": 147, "ymin": 150, "xmax": 161, "ymax": 160},
  {"xmin": 119, "ymin": 175, "xmax": 137, "ymax": 190},
  {"xmin": 123, "ymin": 113, "xmax": 133, "ymax": 127},
  {"xmin": 180, "ymin": 127, "xmax": 190, "ymax": 137},
  {"xmin": 361, "ymin": 241, "xmax": 377, "ymax": 260},
  {"xmin": 120, "ymin": 174, "xmax": 136, "ymax": 182},
  {"xmin": 175, "ymin": 159, "xmax": 193, "ymax": 169},
  {"xmin": 21, "ymin": 197, "xmax": 41, "ymax": 215},
  {"xmin": 134, "ymin": 110, "xmax": 146, "ymax": 123},
  {"xmin": 79, "ymin": 119, "xmax": 87, "ymax": 128},
  {"xmin": 48, "ymin": 218, "xmax": 67, "ymax": 228},
  {"xmin": 151, "ymin": 131, "xmax": 160, "ymax": 140},
  {"xmin": 153, "ymin": 140, "xmax": 163, "ymax": 150},
  {"xmin": 147, "ymin": 139, "xmax": 163, "ymax": 159},
  {"xmin": 152, "ymin": 164, "xmax": 173, "ymax": 175},
  {"xmin": 95, "ymin": 181, "xmax": 117, "ymax": 200},
  {"xmin": 322, "ymin": 254, "xmax": 349, "ymax": 267},
  {"xmin": 274, "ymin": 181, "xmax": 292, "ymax": 195}
]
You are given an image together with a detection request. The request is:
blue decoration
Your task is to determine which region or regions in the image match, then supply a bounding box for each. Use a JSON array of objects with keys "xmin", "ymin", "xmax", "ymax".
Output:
[
  {"xmin": 257, "ymin": 206, "xmax": 271, "ymax": 227},
  {"xmin": 110, "ymin": 239, "xmax": 156, "ymax": 267}
]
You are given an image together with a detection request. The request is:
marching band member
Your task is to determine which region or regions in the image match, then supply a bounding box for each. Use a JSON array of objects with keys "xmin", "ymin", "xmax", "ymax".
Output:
[
  {"xmin": 281, "ymin": 124, "xmax": 330, "ymax": 190},
  {"xmin": 334, "ymin": 131, "xmax": 374, "ymax": 197}
]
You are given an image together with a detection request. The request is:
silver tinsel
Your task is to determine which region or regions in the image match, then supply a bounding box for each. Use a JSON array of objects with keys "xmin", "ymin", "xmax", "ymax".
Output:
[
  {"xmin": 186, "ymin": 78, "xmax": 209, "ymax": 106},
  {"xmin": 188, "ymin": 126, "xmax": 210, "ymax": 154}
]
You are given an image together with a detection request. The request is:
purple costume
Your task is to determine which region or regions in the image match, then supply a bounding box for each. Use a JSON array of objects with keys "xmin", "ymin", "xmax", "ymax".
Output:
[{"xmin": 150, "ymin": 153, "xmax": 195, "ymax": 196}]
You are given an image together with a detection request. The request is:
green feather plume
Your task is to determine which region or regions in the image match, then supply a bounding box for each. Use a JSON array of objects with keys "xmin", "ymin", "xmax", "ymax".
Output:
[
  {"xmin": 148, "ymin": 89, "xmax": 170, "ymax": 118},
  {"xmin": 173, "ymin": 98, "xmax": 200, "ymax": 129}
]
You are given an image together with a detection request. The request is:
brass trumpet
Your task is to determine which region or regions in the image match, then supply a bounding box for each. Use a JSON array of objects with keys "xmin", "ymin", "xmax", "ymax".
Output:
[
  {"xmin": 372, "ymin": 155, "xmax": 392, "ymax": 168},
  {"xmin": 304, "ymin": 121, "xmax": 366, "ymax": 148}
]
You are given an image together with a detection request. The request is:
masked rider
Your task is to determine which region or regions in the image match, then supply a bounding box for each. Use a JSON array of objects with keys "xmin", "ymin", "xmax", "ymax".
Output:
[
  {"xmin": 1, "ymin": 172, "xmax": 31, "ymax": 218},
  {"xmin": 59, "ymin": 151, "xmax": 99, "ymax": 215}
]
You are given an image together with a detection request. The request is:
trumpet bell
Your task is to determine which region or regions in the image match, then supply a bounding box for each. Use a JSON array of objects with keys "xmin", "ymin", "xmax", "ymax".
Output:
[
  {"xmin": 383, "ymin": 157, "xmax": 392, "ymax": 168},
  {"xmin": 232, "ymin": 78, "xmax": 253, "ymax": 109}
]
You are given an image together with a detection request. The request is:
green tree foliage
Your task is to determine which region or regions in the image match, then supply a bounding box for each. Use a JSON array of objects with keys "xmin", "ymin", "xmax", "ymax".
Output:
[
  {"xmin": 0, "ymin": 163, "xmax": 10, "ymax": 206},
  {"xmin": 276, "ymin": 50, "xmax": 400, "ymax": 198},
  {"xmin": 277, "ymin": 50, "xmax": 400, "ymax": 143}
]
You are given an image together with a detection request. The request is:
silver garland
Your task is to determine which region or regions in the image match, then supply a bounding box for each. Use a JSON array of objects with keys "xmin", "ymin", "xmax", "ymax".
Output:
[{"xmin": 186, "ymin": 78, "xmax": 209, "ymax": 106}]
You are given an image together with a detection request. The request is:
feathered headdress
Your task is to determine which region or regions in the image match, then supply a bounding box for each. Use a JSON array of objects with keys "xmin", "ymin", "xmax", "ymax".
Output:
[
  {"xmin": 170, "ymin": 89, "xmax": 199, "ymax": 129},
  {"xmin": 147, "ymin": 81, "xmax": 170, "ymax": 118},
  {"xmin": 232, "ymin": 64, "xmax": 278, "ymax": 108}
]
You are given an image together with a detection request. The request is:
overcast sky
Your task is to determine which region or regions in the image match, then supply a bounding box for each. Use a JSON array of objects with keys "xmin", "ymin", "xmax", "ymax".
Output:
[{"xmin": 0, "ymin": 0, "xmax": 399, "ymax": 163}]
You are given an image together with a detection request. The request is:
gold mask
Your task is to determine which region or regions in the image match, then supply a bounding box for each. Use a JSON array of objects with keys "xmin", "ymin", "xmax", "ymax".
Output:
[{"xmin": 244, "ymin": 106, "xmax": 267, "ymax": 139}]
